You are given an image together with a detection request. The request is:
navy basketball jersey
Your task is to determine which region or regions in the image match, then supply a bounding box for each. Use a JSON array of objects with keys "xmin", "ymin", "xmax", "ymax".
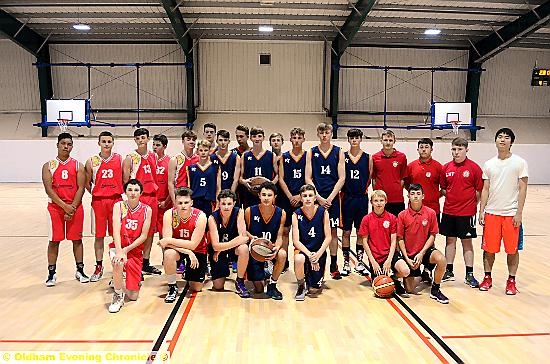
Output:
[
  {"xmin": 310, "ymin": 145, "xmax": 341, "ymax": 195},
  {"xmin": 211, "ymin": 151, "xmax": 238, "ymax": 190},
  {"xmin": 247, "ymin": 205, "xmax": 282, "ymax": 243},
  {"xmin": 211, "ymin": 207, "xmax": 240, "ymax": 243},
  {"xmin": 294, "ymin": 206, "xmax": 326, "ymax": 251},
  {"xmin": 188, "ymin": 162, "xmax": 219, "ymax": 202},
  {"xmin": 343, "ymin": 151, "xmax": 370, "ymax": 196},
  {"xmin": 242, "ymin": 150, "xmax": 274, "ymax": 180},
  {"xmin": 281, "ymin": 151, "xmax": 307, "ymax": 195}
]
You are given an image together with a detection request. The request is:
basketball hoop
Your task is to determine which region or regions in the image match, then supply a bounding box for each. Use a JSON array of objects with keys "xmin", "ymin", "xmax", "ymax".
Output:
[
  {"xmin": 57, "ymin": 119, "xmax": 69, "ymax": 132},
  {"xmin": 451, "ymin": 121, "xmax": 460, "ymax": 135}
]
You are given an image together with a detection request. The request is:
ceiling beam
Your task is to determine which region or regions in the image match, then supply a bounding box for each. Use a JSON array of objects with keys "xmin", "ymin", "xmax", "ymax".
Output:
[{"xmin": 472, "ymin": 0, "xmax": 550, "ymax": 62}]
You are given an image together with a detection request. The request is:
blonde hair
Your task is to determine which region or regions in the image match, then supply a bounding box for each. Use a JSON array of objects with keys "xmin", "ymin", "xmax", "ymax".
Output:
[{"xmin": 370, "ymin": 189, "xmax": 387, "ymax": 202}]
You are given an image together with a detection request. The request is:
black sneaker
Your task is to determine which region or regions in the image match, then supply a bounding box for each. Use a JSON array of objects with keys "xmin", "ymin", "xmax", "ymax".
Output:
[
  {"xmin": 430, "ymin": 289, "xmax": 449, "ymax": 304},
  {"xmin": 164, "ymin": 285, "xmax": 178, "ymax": 303},
  {"xmin": 266, "ymin": 283, "xmax": 283, "ymax": 300},
  {"xmin": 143, "ymin": 265, "xmax": 162, "ymax": 275}
]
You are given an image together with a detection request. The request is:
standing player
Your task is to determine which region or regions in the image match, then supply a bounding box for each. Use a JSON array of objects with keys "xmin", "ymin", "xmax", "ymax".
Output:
[
  {"xmin": 245, "ymin": 182, "xmax": 287, "ymax": 300},
  {"xmin": 203, "ymin": 122, "xmax": 217, "ymax": 153},
  {"xmin": 108, "ymin": 179, "xmax": 152, "ymax": 313},
  {"xmin": 233, "ymin": 124, "xmax": 251, "ymax": 156},
  {"xmin": 478, "ymin": 128, "xmax": 528, "ymax": 295},
  {"xmin": 269, "ymin": 132, "xmax": 284, "ymax": 157},
  {"xmin": 239, "ymin": 127, "xmax": 278, "ymax": 208},
  {"xmin": 211, "ymin": 129, "xmax": 240, "ymax": 193},
  {"xmin": 359, "ymin": 190, "xmax": 409, "ymax": 295},
  {"xmin": 187, "ymin": 140, "xmax": 221, "ymax": 217},
  {"xmin": 42, "ymin": 133, "xmax": 87, "ymax": 286},
  {"xmin": 292, "ymin": 184, "xmax": 331, "ymax": 300},
  {"xmin": 122, "ymin": 128, "xmax": 161, "ymax": 275},
  {"xmin": 159, "ymin": 187, "xmax": 206, "ymax": 302},
  {"xmin": 278, "ymin": 127, "xmax": 307, "ymax": 272},
  {"xmin": 397, "ymin": 184, "xmax": 449, "ymax": 304},
  {"xmin": 208, "ymin": 189, "xmax": 250, "ymax": 297},
  {"xmin": 372, "ymin": 130, "xmax": 407, "ymax": 217},
  {"xmin": 153, "ymin": 134, "xmax": 171, "ymax": 238},
  {"xmin": 85, "ymin": 131, "xmax": 123, "ymax": 282},
  {"xmin": 305, "ymin": 122, "xmax": 345, "ymax": 280},
  {"xmin": 440, "ymin": 137, "xmax": 483, "ymax": 287},
  {"xmin": 167, "ymin": 130, "xmax": 199, "ymax": 205},
  {"xmin": 404, "ymin": 138, "xmax": 443, "ymax": 283},
  {"xmin": 341, "ymin": 128, "xmax": 372, "ymax": 276}
]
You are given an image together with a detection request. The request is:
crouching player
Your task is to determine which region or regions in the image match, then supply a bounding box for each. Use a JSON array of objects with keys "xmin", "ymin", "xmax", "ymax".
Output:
[
  {"xmin": 108, "ymin": 179, "xmax": 151, "ymax": 313},
  {"xmin": 397, "ymin": 184, "xmax": 449, "ymax": 304},
  {"xmin": 208, "ymin": 189, "xmax": 250, "ymax": 298},
  {"xmin": 292, "ymin": 184, "xmax": 331, "ymax": 300},
  {"xmin": 359, "ymin": 190, "xmax": 410, "ymax": 296}
]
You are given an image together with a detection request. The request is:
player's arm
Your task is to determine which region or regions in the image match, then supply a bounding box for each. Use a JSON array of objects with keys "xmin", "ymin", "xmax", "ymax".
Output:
[
  {"xmin": 327, "ymin": 149, "xmax": 346, "ymax": 202},
  {"xmin": 167, "ymin": 157, "xmax": 177, "ymax": 205},
  {"xmin": 273, "ymin": 210, "xmax": 286, "ymax": 250},
  {"xmin": 478, "ymin": 179, "xmax": 490, "ymax": 225},
  {"xmin": 230, "ymin": 154, "xmax": 241, "ymax": 192},
  {"xmin": 84, "ymin": 158, "xmax": 93, "ymax": 193},
  {"xmin": 278, "ymin": 156, "xmax": 293, "ymax": 200},
  {"xmin": 72, "ymin": 162, "xmax": 86, "ymax": 207},
  {"xmin": 42, "ymin": 162, "xmax": 73, "ymax": 214},
  {"xmin": 122, "ymin": 155, "xmax": 132, "ymax": 184},
  {"xmin": 123, "ymin": 205, "xmax": 152, "ymax": 253},
  {"xmin": 271, "ymin": 152, "xmax": 279, "ymax": 184}
]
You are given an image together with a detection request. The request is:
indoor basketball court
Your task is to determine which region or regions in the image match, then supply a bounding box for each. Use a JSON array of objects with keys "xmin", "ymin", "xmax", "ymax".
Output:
[{"xmin": 0, "ymin": 1, "xmax": 549, "ymax": 363}]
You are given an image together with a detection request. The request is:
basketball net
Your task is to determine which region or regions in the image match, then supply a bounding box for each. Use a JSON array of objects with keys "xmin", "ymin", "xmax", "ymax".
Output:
[
  {"xmin": 451, "ymin": 121, "xmax": 460, "ymax": 135},
  {"xmin": 57, "ymin": 119, "xmax": 69, "ymax": 132}
]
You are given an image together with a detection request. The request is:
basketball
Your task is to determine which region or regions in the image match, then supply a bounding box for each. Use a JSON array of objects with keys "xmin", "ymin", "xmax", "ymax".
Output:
[
  {"xmin": 372, "ymin": 275, "xmax": 395, "ymax": 298},
  {"xmin": 249, "ymin": 237, "xmax": 275, "ymax": 262},
  {"xmin": 249, "ymin": 176, "xmax": 270, "ymax": 194}
]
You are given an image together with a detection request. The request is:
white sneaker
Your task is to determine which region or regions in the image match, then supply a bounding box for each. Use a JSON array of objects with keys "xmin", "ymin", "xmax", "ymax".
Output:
[
  {"xmin": 45, "ymin": 274, "xmax": 57, "ymax": 287},
  {"xmin": 75, "ymin": 270, "xmax": 90, "ymax": 283},
  {"xmin": 108, "ymin": 292, "xmax": 125, "ymax": 313}
]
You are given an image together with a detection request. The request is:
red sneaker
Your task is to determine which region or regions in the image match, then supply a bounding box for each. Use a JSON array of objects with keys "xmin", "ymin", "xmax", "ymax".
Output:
[
  {"xmin": 505, "ymin": 278, "xmax": 518, "ymax": 295},
  {"xmin": 479, "ymin": 275, "xmax": 492, "ymax": 291}
]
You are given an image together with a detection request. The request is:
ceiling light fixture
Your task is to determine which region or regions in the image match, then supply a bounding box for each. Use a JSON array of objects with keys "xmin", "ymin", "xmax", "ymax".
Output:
[
  {"xmin": 258, "ymin": 25, "xmax": 274, "ymax": 32},
  {"xmin": 73, "ymin": 23, "xmax": 91, "ymax": 31},
  {"xmin": 424, "ymin": 28, "xmax": 441, "ymax": 35}
]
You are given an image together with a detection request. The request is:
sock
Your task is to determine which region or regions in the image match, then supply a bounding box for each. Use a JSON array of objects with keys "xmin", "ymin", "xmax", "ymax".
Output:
[
  {"xmin": 76, "ymin": 262, "xmax": 85, "ymax": 273},
  {"xmin": 48, "ymin": 264, "xmax": 56, "ymax": 276},
  {"xmin": 465, "ymin": 266, "xmax": 473, "ymax": 274},
  {"xmin": 446, "ymin": 264, "xmax": 453, "ymax": 272},
  {"xmin": 297, "ymin": 278, "xmax": 305, "ymax": 287},
  {"xmin": 167, "ymin": 274, "xmax": 177, "ymax": 285},
  {"xmin": 269, "ymin": 277, "xmax": 277, "ymax": 285},
  {"xmin": 143, "ymin": 258, "xmax": 150, "ymax": 268},
  {"xmin": 330, "ymin": 255, "xmax": 337, "ymax": 271},
  {"xmin": 431, "ymin": 283, "xmax": 440, "ymax": 293},
  {"xmin": 96, "ymin": 260, "xmax": 102, "ymax": 267},
  {"xmin": 485, "ymin": 271, "xmax": 492, "ymax": 277},
  {"xmin": 342, "ymin": 246, "xmax": 350, "ymax": 263},
  {"xmin": 356, "ymin": 245, "xmax": 365, "ymax": 262},
  {"xmin": 508, "ymin": 275, "xmax": 515, "ymax": 280}
]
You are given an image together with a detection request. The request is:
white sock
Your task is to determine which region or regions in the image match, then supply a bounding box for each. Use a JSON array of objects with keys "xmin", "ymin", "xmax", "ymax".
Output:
[{"xmin": 167, "ymin": 274, "xmax": 177, "ymax": 285}]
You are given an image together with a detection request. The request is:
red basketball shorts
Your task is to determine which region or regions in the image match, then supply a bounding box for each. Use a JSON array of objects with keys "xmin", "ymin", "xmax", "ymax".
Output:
[
  {"xmin": 48, "ymin": 203, "xmax": 84, "ymax": 242},
  {"xmin": 91, "ymin": 195, "xmax": 122, "ymax": 238}
]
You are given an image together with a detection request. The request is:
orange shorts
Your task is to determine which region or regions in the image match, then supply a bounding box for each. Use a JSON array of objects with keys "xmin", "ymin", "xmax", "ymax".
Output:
[{"xmin": 482, "ymin": 214, "xmax": 520, "ymax": 254}]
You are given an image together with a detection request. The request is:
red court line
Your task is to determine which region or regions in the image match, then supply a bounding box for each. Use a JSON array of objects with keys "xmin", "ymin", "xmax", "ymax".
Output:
[
  {"xmin": 167, "ymin": 291, "xmax": 198, "ymax": 355},
  {"xmin": 0, "ymin": 340, "xmax": 154, "ymax": 344},
  {"xmin": 387, "ymin": 300, "xmax": 449, "ymax": 364},
  {"xmin": 442, "ymin": 332, "xmax": 550, "ymax": 339}
]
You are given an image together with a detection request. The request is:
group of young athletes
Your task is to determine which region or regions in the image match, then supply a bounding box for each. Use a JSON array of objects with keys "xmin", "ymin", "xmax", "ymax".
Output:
[{"xmin": 41, "ymin": 121, "xmax": 528, "ymax": 313}]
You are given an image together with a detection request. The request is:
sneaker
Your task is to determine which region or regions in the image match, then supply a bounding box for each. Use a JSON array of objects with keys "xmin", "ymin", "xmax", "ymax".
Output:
[
  {"xmin": 295, "ymin": 284, "xmax": 306, "ymax": 301},
  {"xmin": 108, "ymin": 292, "xmax": 125, "ymax": 313},
  {"xmin": 430, "ymin": 289, "xmax": 449, "ymax": 304},
  {"xmin": 442, "ymin": 270, "xmax": 455, "ymax": 282},
  {"xmin": 142, "ymin": 265, "xmax": 162, "ymax": 275},
  {"xmin": 176, "ymin": 262, "xmax": 185, "ymax": 274},
  {"xmin": 164, "ymin": 285, "xmax": 179, "ymax": 303},
  {"xmin": 231, "ymin": 261, "xmax": 238, "ymax": 273},
  {"xmin": 266, "ymin": 283, "xmax": 283, "ymax": 300},
  {"xmin": 505, "ymin": 278, "xmax": 518, "ymax": 295},
  {"xmin": 464, "ymin": 273, "xmax": 480, "ymax": 288},
  {"xmin": 479, "ymin": 275, "xmax": 492, "ymax": 291},
  {"xmin": 45, "ymin": 274, "xmax": 57, "ymax": 287},
  {"xmin": 421, "ymin": 269, "xmax": 432, "ymax": 284},
  {"xmin": 235, "ymin": 280, "xmax": 250, "ymax": 298},
  {"xmin": 75, "ymin": 270, "xmax": 90, "ymax": 283},
  {"xmin": 355, "ymin": 261, "xmax": 369, "ymax": 276},
  {"xmin": 330, "ymin": 267, "xmax": 342, "ymax": 280},
  {"xmin": 394, "ymin": 280, "xmax": 409, "ymax": 298},
  {"xmin": 341, "ymin": 261, "xmax": 351, "ymax": 276},
  {"xmin": 90, "ymin": 265, "xmax": 104, "ymax": 282}
]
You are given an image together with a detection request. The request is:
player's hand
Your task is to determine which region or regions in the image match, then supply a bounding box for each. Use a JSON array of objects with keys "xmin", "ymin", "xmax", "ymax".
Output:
[
  {"xmin": 512, "ymin": 212, "xmax": 522, "ymax": 227},
  {"xmin": 382, "ymin": 259, "xmax": 392, "ymax": 275},
  {"xmin": 311, "ymin": 262, "xmax": 321, "ymax": 271},
  {"xmin": 290, "ymin": 194, "xmax": 301, "ymax": 207},
  {"xmin": 412, "ymin": 254, "xmax": 423, "ymax": 269},
  {"xmin": 479, "ymin": 212, "xmax": 485, "ymax": 226},
  {"xmin": 188, "ymin": 252, "xmax": 198, "ymax": 269},
  {"xmin": 371, "ymin": 261, "xmax": 382, "ymax": 276}
]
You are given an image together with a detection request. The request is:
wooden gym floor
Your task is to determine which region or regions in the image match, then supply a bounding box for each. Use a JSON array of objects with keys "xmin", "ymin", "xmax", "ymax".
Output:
[{"xmin": 0, "ymin": 183, "xmax": 548, "ymax": 363}]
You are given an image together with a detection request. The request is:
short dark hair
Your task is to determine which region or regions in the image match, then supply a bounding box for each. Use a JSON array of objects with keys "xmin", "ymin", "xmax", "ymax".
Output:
[
  {"xmin": 250, "ymin": 127, "xmax": 264, "ymax": 137},
  {"xmin": 408, "ymin": 183, "xmax": 423, "ymax": 193},
  {"xmin": 495, "ymin": 128, "xmax": 515, "ymax": 144},
  {"xmin": 175, "ymin": 186, "xmax": 193, "ymax": 198},
  {"xmin": 57, "ymin": 132, "xmax": 72, "ymax": 142},
  {"xmin": 259, "ymin": 181, "xmax": 277, "ymax": 195},
  {"xmin": 347, "ymin": 128, "xmax": 363, "ymax": 139},
  {"xmin": 418, "ymin": 138, "xmax": 433, "ymax": 147},
  {"xmin": 217, "ymin": 189, "xmax": 237, "ymax": 201},
  {"xmin": 204, "ymin": 122, "xmax": 216, "ymax": 132},
  {"xmin": 98, "ymin": 131, "xmax": 113, "ymax": 141},
  {"xmin": 124, "ymin": 178, "xmax": 143, "ymax": 192},
  {"xmin": 217, "ymin": 129, "xmax": 230, "ymax": 139},
  {"xmin": 153, "ymin": 134, "xmax": 168, "ymax": 147},
  {"xmin": 181, "ymin": 130, "xmax": 197, "ymax": 140},
  {"xmin": 236, "ymin": 124, "xmax": 250, "ymax": 137},
  {"xmin": 299, "ymin": 184, "xmax": 317, "ymax": 195},
  {"xmin": 134, "ymin": 128, "xmax": 149, "ymax": 138}
]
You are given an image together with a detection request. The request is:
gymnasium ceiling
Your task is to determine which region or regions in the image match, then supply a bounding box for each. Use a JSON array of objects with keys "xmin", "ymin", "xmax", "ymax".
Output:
[{"xmin": 0, "ymin": 0, "xmax": 549, "ymax": 49}]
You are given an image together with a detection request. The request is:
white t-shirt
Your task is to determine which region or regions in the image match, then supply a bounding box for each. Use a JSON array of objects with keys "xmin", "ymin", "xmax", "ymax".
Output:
[{"xmin": 482, "ymin": 154, "xmax": 528, "ymax": 216}]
